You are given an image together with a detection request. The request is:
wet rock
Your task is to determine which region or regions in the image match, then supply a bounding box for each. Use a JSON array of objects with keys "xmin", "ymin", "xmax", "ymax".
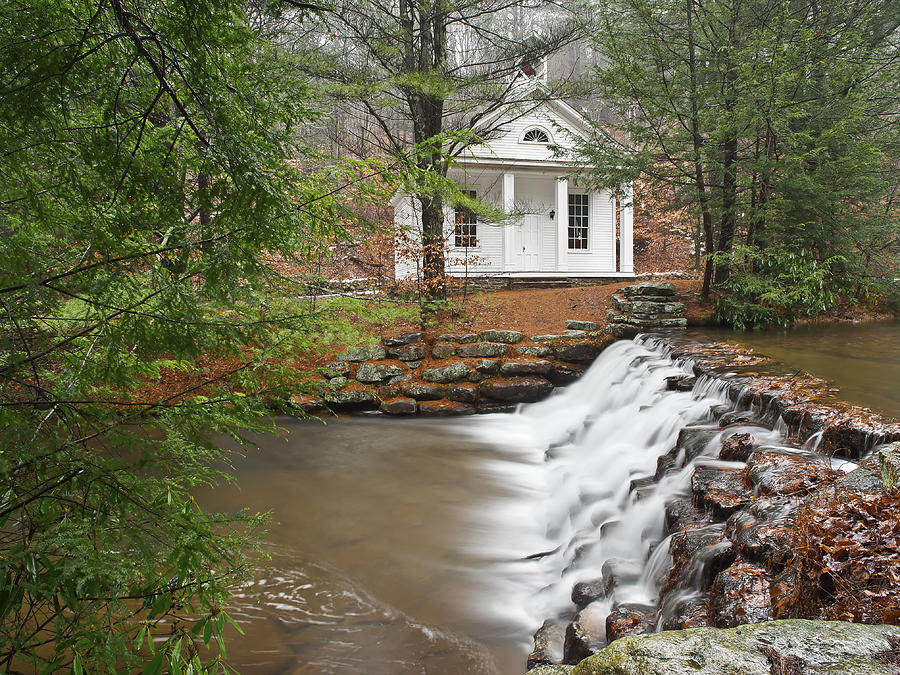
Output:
[
  {"xmin": 479, "ymin": 377, "xmax": 553, "ymax": 403},
  {"xmin": 475, "ymin": 401, "xmax": 518, "ymax": 414},
  {"xmin": 564, "ymin": 604, "xmax": 607, "ymax": 664},
  {"xmin": 517, "ymin": 345, "xmax": 554, "ymax": 358},
  {"xmin": 655, "ymin": 447, "xmax": 681, "ymax": 480},
  {"xmin": 475, "ymin": 358, "xmax": 500, "ymax": 374},
  {"xmin": 572, "ymin": 619, "xmax": 900, "ymax": 675},
  {"xmin": 437, "ymin": 332, "xmax": 479, "ymax": 343},
  {"xmin": 677, "ymin": 426, "xmax": 719, "ymax": 463},
  {"xmin": 719, "ymin": 410, "xmax": 759, "ymax": 426},
  {"xmin": 500, "ymin": 360, "xmax": 553, "ymax": 377},
  {"xmin": 382, "ymin": 332, "xmax": 422, "ymax": 347},
  {"xmin": 662, "ymin": 526, "xmax": 734, "ymax": 597},
  {"xmin": 380, "ymin": 397, "xmax": 417, "ymax": 415},
  {"xmin": 629, "ymin": 475, "xmax": 656, "ymax": 500},
  {"xmin": 456, "ymin": 341, "xmax": 509, "ymax": 358},
  {"xmin": 658, "ymin": 591, "xmax": 709, "ymax": 630},
  {"xmin": 431, "ymin": 342, "xmax": 457, "ymax": 359},
  {"xmin": 606, "ymin": 604, "xmax": 655, "ymax": 642},
  {"xmin": 320, "ymin": 361, "xmax": 350, "ymax": 378},
  {"xmin": 622, "ymin": 281, "xmax": 676, "ymax": 297},
  {"xmin": 666, "ymin": 374, "xmax": 697, "ymax": 392},
  {"xmin": 835, "ymin": 451, "xmax": 884, "ymax": 493},
  {"xmin": 665, "ymin": 498, "xmax": 711, "ymax": 533},
  {"xmin": 708, "ymin": 561, "xmax": 772, "ymax": 628},
  {"xmin": 355, "ymin": 362, "xmax": 407, "ymax": 383},
  {"xmin": 547, "ymin": 362, "xmax": 587, "ymax": 385},
  {"xmin": 446, "ymin": 383, "xmax": 477, "ymax": 403},
  {"xmin": 480, "ymin": 329, "xmax": 524, "ymax": 344},
  {"xmin": 725, "ymin": 499, "xmax": 797, "ymax": 569},
  {"xmin": 528, "ymin": 620, "xmax": 565, "ymax": 669},
  {"xmin": 553, "ymin": 341, "xmax": 604, "ymax": 362},
  {"xmin": 376, "ymin": 385, "xmax": 399, "ymax": 399},
  {"xmin": 417, "ymin": 400, "xmax": 475, "ymax": 415},
  {"xmin": 601, "ymin": 558, "xmax": 642, "ymax": 595},
  {"xmin": 744, "ymin": 448, "xmax": 837, "ymax": 496},
  {"xmin": 400, "ymin": 382, "xmax": 445, "ymax": 400},
  {"xmin": 692, "ymin": 465, "xmax": 752, "ymax": 520},
  {"xmin": 566, "ymin": 320, "xmax": 598, "ymax": 331},
  {"xmin": 338, "ymin": 344, "xmax": 386, "ymax": 362},
  {"xmin": 572, "ymin": 578, "xmax": 605, "ymax": 610},
  {"xmin": 422, "ymin": 361, "xmax": 471, "ymax": 384},
  {"xmin": 718, "ymin": 433, "xmax": 755, "ymax": 462}
]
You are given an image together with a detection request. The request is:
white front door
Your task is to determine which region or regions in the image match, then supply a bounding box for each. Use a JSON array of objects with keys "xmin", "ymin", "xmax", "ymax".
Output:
[{"xmin": 514, "ymin": 214, "xmax": 542, "ymax": 270}]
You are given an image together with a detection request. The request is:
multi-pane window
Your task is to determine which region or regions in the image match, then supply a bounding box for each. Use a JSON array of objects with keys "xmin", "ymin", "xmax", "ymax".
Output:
[
  {"xmin": 568, "ymin": 193, "xmax": 589, "ymax": 249},
  {"xmin": 455, "ymin": 190, "xmax": 477, "ymax": 248}
]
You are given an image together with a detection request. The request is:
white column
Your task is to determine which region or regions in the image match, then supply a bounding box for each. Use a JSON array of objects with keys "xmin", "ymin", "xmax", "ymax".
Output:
[
  {"xmin": 503, "ymin": 172, "xmax": 515, "ymax": 271},
  {"xmin": 620, "ymin": 182, "xmax": 634, "ymax": 273},
  {"xmin": 556, "ymin": 177, "xmax": 568, "ymax": 271}
]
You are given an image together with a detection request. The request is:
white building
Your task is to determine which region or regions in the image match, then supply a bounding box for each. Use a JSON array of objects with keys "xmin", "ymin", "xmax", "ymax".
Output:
[{"xmin": 392, "ymin": 87, "xmax": 634, "ymax": 281}]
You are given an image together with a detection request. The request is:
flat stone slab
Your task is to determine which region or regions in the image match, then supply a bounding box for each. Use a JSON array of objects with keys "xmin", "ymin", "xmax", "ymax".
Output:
[
  {"xmin": 338, "ymin": 345, "xmax": 386, "ymax": 362},
  {"xmin": 566, "ymin": 319, "xmax": 598, "ymax": 331},
  {"xmin": 437, "ymin": 332, "xmax": 478, "ymax": 343},
  {"xmin": 622, "ymin": 281, "xmax": 677, "ymax": 298},
  {"xmin": 572, "ymin": 619, "xmax": 900, "ymax": 675},
  {"xmin": 456, "ymin": 341, "xmax": 509, "ymax": 358},
  {"xmin": 479, "ymin": 329, "xmax": 524, "ymax": 344},
  {"xmin": 422, "ymin": 361, "xmax": 470, "ymax": 383},
  {"xmin": 479, "ymin": 376, "xmax": 553, "ymax": 402}
]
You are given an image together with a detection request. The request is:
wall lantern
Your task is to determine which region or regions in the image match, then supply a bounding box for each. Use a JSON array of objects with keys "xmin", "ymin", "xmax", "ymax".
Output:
[{"xmin": 549, "ymin": 209, "xmax": 555, "ymax": 220}]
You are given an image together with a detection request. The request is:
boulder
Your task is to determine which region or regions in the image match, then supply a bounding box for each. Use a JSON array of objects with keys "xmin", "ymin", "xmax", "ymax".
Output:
[
  {"xmin": 380, "ymin": 397, "xmax": 417, "ymax": 415},
  {"xmin": 553, "ymin": 341, "xmax": 604, "ymax": 362},
  {"xmin": 382, "ymin": 332, "xmax": 421, "ymax": 347},
  {"xmin": 622, "ymin": 281, "xmax": 677, "ymax": 298},
  {"xmin": 446, "ymin": 383, "xmax": 478, "ymax": 403},
  {"xmin": 658, "ymin": 591, "xmax": 709, "ymax": 631},
  {"xmin": 320, "ymin": 361, "xmax": 351, "ymax": 378},
  {"xmin": 517, "ymin": 345, "xmax": 554, "ymax": 357},
  {"xmin": 708, "ymin": 560, "xmax": 772, "ymax": 628},
  {"xmin": 422, "ymin": 361, "xmax": 471, "ymax": 384},
  {"xmin": 718, "ymin": 433, "xmax": 755, "ymax": 462},
  {"xmin": 456, "ymin": 341, "xmax": 509, "ymax": 358},
  {"xmin": 355, "ymin": 362, "xmax": 407, "ymax": 383},
  {"xmin": 437, "ymin": 332, "xmax": 478, "ymax": 343},
  {"xmin": 529, "ymin": 620, "xmax": 565, "ymax": 669},
  {"xmin": 479, "ymin": 377, "xmax": 554, "ymax": 403},
  {"xmin": 475, "ymin": 358, "xmax": 500, "ymax": 374},
  {"xmin": 572, "ymin": 578, "xmax": 605, "ymax": 610},
  {"xmin": 338, "ymin": 344, "xmax": 386, "ymax": 362},
  {"xmin": 323, "ymin": 388, "xmax": 376, "ymax": 406},
  {"xmin": 566, "ymin": 319, "xmax": 598, "ymax": 331},
  {"xmin": 564, "ymin": 605, "xmax": 607, "ymax": 664},
  {"xmin": 547, "ymin": 362, "xmax": 587, "ymax": 385},
  {"xmin": 480, "ymin": 329, "xmax": 524, "ymax": 344},
  {"xmin": 606, "ymin": 604, "xmax": 656, "ymax": 643},
  {"xmin": 387, "ymin": 344, "xmax": 427, "ymax": 361},
  {"xmin": 572, "ymin": 620, "xmax": 900, "ymax": 675},
  {"xmin": 431, "ymin": 342, "xmax": 457, "ymax": 359},
  {"xmin": 500, "ymin": 360, "xmax": 553, "ymax": 377},
  {"xmin": 400, "ymin": 382, "xmax": 445, "ymax": 400},
  {"xmin": 417, "ymin": 400, "xmax": 475, "ymax": 416}
]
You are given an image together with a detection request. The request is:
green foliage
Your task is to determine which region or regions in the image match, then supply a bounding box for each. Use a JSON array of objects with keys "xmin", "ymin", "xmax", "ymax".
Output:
[
  {"xmin": 712, "ymin": 246, "xmax": 844, "ymax": 330},
  {"xmin": 0, "ymin": 0, "xmax": 376, "ymax": 671}
]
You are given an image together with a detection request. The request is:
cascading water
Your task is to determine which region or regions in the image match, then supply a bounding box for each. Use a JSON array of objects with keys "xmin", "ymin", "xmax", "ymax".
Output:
[{"xmin": 458, "ymin": 335, "xmax": 792, "ymax": 654}]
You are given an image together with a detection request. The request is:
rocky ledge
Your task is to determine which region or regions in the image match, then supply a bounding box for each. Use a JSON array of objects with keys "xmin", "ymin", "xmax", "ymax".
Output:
[
  {"xmin": 291, "ymin": 320, "xmax": 610, "ymax": 415},
  {"xmin": 605, "ymin": 282, "xmax": 687, "ymax": 339},
  {"xmin": 564, "ymin": 620, "xmax": 900, "ymax": 675}
]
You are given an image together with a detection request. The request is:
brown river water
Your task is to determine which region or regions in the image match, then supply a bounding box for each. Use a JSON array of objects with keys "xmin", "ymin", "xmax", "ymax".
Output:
[{"xmin": 198, "ymin": 322, "xmax": 899, "ymax": 675}]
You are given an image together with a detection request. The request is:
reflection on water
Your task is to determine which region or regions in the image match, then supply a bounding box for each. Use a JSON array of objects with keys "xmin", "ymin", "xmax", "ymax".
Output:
[
  {"xmin": 199, "ymin": 418, "xmax": 533, "ymax": 675},
  {"xmin": 697, "ymin": 322, "xmax": 900, "ymax": 418}
]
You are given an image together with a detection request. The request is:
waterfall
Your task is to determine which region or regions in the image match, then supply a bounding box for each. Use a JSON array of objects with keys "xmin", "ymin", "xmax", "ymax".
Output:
[{"xmin": 458, "ymin": 336, "xmax": 778, "ymax": 646}]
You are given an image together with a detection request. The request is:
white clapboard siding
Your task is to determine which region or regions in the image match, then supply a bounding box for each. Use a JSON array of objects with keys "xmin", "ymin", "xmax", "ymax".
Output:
[{"xmin": 462, "ymin": 102, "xmax": 583, "ymax": 163}]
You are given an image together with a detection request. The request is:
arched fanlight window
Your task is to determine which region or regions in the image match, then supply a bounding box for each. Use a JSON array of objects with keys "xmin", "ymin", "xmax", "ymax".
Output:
[{"xmin": 522, "ymin": 128, "xmax": 550, "ymax": 144}]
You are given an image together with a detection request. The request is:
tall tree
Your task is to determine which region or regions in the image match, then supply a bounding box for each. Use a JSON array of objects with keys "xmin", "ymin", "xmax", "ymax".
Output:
[
  {"xmin": 577, "ymin": 0, "xmax": 900, "ymax": 310},
  {"xmin": 291, "ymin": 0, "xmax": 577, "ymax": 298},
  {"xmin": 0, "ymin": 0, "xmax": 367, "ymax": 670}
]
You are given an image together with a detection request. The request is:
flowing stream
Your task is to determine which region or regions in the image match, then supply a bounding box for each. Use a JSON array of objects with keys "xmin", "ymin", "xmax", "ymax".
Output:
[{"xmin": 199, "ymin": 330, "xmax": 892, "ymax": 674}]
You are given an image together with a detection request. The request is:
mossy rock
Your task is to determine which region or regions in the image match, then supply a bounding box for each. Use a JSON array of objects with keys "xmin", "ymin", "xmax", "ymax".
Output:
[{"xmin": 572, "ymin": 619, "xmax": 900, "ymax": 675}]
